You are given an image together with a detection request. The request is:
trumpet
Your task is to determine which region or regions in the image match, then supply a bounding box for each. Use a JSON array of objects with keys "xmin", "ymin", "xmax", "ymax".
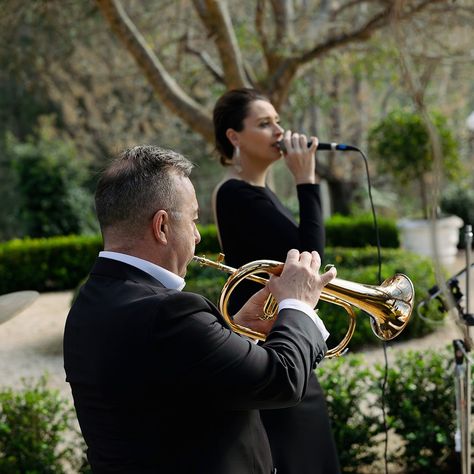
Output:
[{"xmin": 193, "ymin": 254, "xmax": 415, "ymax": 357}]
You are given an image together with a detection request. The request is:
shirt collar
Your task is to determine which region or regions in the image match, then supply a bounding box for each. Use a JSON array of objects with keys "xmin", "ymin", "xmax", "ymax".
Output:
[{"xmin": 99, "ymin": 251, "xmax": 185, "ymax": 291}]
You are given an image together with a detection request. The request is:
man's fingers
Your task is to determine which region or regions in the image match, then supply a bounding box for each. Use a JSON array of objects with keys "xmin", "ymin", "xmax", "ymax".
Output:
[
  {"xmin": 320, "ymin": 267, "xmax": 337, "ymax": 287},
  {"xmin": 299, "ymin": 251, "xmax": 312, "ymax": 266},
  {"xmin": 285, "ymin": 249, "xmax": 299, "ymax": 265},
  {"xmin": 310, "ymin": 251, "xmax": 321, "ymax": 271}
]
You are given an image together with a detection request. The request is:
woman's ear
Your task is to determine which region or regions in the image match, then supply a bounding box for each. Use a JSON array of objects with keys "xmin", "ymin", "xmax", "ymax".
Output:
[
  {"xmin": 152, "ymin": 210, "xmax": 169, "ymax": 244},
  {"xmin": 225, "ymin": 129, "xmax": 239, "ymax": 148}
]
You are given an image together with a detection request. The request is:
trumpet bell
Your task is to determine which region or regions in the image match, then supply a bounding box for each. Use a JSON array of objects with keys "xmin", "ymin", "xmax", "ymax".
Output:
[{"xmin": 324, "ymin": 273, "xmax": 414, "ymax": 342}]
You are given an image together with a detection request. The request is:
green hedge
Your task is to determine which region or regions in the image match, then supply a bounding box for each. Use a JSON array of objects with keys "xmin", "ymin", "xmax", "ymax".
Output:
[
  {"xmin": 0, "ymin": 215, "xmax": 399, "ymax": 294},
  {"xmin": 0, "ymin": 225, "xmax": 219, "ymax": 294},
  {"xmin": 318, "ymin": 347, "xmax": 459, "ymax": 473},
  {"xmin": 196, "ymin": 216, "xmax": 399, "ymax": 251},
  {"xmin": 0, "ymin": 349, "xmax": 460, "ymax": 473},
  {"xmin": 0, "ymin": 376, "xmax": 89, "ymax": 473},
  {"xmin": 0, "ymin": 235, "xmax": 103, "ymax": 294},
  {"xmin": 325, "ymin": 214, "xmax": 399, "ymax": 248}
]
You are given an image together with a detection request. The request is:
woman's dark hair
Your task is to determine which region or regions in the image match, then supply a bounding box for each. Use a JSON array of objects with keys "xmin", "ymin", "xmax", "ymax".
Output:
[{"xmin": 213, "ymin": 88, "xmax": 270, "ymax": 165}]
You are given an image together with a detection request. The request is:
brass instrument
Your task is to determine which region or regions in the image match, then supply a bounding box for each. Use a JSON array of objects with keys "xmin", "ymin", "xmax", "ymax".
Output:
[{"xmin": 193, "ymin": 254, "xmax": 414, "ymax": 357}]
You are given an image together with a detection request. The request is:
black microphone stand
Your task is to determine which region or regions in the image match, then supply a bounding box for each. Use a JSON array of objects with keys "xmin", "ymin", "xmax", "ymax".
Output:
[{"xmin": 453, "ymin": 224, "xmax": 473, "ymax": 474}]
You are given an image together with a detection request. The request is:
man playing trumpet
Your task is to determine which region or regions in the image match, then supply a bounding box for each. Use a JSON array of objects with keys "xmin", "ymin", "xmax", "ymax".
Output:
[{"xmin": 63, "ymin": 144, "xmax": 336, "ymax": 474}]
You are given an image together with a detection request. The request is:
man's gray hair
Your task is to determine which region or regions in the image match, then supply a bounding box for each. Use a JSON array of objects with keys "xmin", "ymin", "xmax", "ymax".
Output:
[{"xmin": 95, "ymin": 145, "xmax": 193, "ymax": 235}]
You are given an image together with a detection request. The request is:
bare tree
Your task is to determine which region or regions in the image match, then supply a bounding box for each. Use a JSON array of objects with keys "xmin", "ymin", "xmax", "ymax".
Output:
[{"xmin": 94, "ymin": 0, "xmax": 450, "ymax": 142}]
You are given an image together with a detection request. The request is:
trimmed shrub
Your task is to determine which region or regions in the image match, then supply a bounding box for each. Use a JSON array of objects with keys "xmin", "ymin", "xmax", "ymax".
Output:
[
  {"xmin": 195, "ymin": 216, "xmax": 400, "ymax": 254},
  {"xmin": 0, "ymin": 225, "xmax": 218, "ymax": 294},
  {"xmin": 374, "ymin": 348, "xmax": 457, "ymax": 473},
  {"xmin": 0, "ymin": 376, "xmax": 88, "ymax": 473},
  {"xmin": 325, "ymin": 214, "xmax": 399, "ymax": 248},
  {"xmin": 318, "ymin": 348, "xmax": 459, "ymax": 473},
  {"xmin": 0, "ymin": 235, "xmax": 102, "ymax": 294},
  {"xmin": 196, "ymin": 224, "xmax": 221, "ymax": 254},
  {"xmin": 6, "ymin": 124, "xmax": 98, "ymax": 238},
  {"xmin": 0, "ymin": 350, "xmax": 462, "ymax": 473},
  {"xmin": 318, "ymin": 355, "xmax": 382, "ymax": 472},
  {"xmin": 368, "ymin": 109, "xmax": 460, "ymax": 220}
]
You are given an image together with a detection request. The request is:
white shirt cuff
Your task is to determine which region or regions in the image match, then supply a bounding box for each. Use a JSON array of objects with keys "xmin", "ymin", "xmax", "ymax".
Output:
[{"xmin": 278, "ymin": 298, "xmax": 330, "ymax": 341}]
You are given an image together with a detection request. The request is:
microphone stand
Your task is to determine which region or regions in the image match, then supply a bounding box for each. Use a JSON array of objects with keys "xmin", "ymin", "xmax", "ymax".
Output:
[{"xmin": 453, "ymin": 224, "xmax": 473, "ymax": 474}]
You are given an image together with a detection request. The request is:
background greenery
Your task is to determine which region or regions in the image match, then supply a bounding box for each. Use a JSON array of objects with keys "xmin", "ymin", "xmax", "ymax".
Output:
[
  {"xmin": 0, "ymin": 349, "xmax": 461, "ymax": 473},
  {"xmin": 0, "ymin": 2, "xmax": 472, "ymax": 472}
]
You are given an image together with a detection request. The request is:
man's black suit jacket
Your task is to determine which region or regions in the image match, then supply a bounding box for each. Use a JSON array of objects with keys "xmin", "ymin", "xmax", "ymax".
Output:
[{"xmin": 63, "ymin": 257, "xmax": 327, "ymax": 473}]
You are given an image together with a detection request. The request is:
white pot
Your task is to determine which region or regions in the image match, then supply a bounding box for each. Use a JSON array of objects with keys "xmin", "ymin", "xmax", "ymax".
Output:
[{"xmin": 397, "ymin": 215, "xmax": 464, "ymax": 266}]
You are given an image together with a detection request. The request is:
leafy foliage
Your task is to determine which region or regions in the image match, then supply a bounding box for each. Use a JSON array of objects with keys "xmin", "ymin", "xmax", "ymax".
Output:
[
  {"xmin": 5, "ymin": 120, "xmax": 98, "ymax": 238},
  {"xmin": 0, "ymin": 235, "xmax": 102, "ymax": 294},
  {"xmin": 368, "ymin": 110, "xmax": 460, "ymax": 219},
  {"xmin": 0, "ymin": 376, "xmax": 87, "ymax": 473},
  {"xmin": 318, "ymin": 356, "xmax": 382, "ymax": 472},
  {"xmin": 374, "ymin": 349, "xmax": 457, "ymax": 473},
  {"xmin": 0, "ymin": 351, "xmax": 462, "ymax": 473},
  {"xmin": 441, "ymin": 185, "xmax": 474, "ymax": 248},
  {"xmin": 325, "ymin": 213, "xmax": 399, "ymax": 248}
]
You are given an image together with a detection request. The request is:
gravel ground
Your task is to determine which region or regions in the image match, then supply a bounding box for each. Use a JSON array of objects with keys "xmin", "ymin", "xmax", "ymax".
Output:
[{"xmin": 0, "ymin": 252, "xmax": 472, "ymax": 405}]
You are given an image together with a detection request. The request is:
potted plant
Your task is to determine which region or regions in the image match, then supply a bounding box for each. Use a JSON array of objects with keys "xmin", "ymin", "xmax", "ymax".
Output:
[{"xmin": 368, "ymin": 109, "xmax": 464, "ymax": 265}]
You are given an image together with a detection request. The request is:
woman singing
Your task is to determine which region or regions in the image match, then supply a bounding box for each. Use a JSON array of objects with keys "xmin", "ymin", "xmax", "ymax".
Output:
[{"xmin": 212, "ymin": 88, "xmax": 340, "ymax": 474}]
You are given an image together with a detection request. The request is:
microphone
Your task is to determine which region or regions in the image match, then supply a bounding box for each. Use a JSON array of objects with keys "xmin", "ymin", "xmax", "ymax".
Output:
[{"xmin": 278, "ymin": 141, "xmax": 359, "ymax": 152}]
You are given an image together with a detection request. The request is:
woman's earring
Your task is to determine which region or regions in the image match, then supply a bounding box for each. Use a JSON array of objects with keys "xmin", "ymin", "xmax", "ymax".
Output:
[{"xmin": 233, "ymin": 146, "xmax": 242, "ymax": 173}]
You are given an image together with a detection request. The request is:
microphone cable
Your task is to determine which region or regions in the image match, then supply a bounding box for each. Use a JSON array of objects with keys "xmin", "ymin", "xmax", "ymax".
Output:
[
  {"xmin": 291, "ymin": 139, "xmax": 390, "ymax": 472},
  {"xmin": 347, "ymin": 145, "xmax": 389, "ymax": 474}
]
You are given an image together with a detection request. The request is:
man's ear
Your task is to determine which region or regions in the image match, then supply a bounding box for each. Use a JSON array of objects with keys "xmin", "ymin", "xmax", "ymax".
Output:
[
  {"xmin": 152, "ymin": 210, "xmax": 169, "ymax": 244},
  {"xmin": 225, "ymin": 129, "xmax": 239, "ymax": 149}
]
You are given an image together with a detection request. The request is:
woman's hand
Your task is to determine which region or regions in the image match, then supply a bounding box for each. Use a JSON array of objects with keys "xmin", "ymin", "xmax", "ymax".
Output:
[{"xmin": 282, "ymin": 130, "xmax": 319, "ymax": 184}]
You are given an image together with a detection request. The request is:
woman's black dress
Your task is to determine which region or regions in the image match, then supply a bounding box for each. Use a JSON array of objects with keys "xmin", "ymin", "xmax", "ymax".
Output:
[{"xmin": 215, "ymin": 178, "xmax": 340, "ymax": 474}]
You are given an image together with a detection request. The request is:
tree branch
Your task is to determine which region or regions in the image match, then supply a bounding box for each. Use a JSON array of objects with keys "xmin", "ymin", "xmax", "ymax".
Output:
[
  {"xmin": 184, "ymin": 41, "xmax": 225, "ymax": 84},
  {"xmin": 299, "ymin": 0, "xmax": 443, "ymax": 65},
  {"xmin": 95, "ymin": 0, "xmax": 213, "ymax": 141},
  {"xmin": 270, "ymin": 0, "xmax": 293, "ymax": 44},
  {"xmin": 192, "ymin": 0, "xmax": 248, "ymax": 89}
]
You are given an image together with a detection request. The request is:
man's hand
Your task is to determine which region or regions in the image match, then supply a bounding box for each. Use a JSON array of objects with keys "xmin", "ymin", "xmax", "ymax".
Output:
[
  {"xmin": 233, "ymin": 286, "xmax": 276, "ymax": 336},
  {"xmin": 267, "ymin": 249, "xmax": 336, "ymax": 308}
]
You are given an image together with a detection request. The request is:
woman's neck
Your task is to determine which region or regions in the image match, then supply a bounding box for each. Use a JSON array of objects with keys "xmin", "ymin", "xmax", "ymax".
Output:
[{"xmin": 227, "ymin": 158, "xmax": 269, "ymax": 187}]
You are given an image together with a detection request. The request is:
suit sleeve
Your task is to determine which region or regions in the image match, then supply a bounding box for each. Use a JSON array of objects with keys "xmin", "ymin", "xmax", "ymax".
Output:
[{"xmin": 149, "ymin": 291, "xmax": 327, "ymax": 410}]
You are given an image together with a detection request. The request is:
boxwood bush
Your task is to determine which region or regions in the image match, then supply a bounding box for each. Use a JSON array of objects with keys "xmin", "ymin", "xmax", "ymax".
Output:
[
  {"xmin": 0, "ymin": 233, "xmax": 444, "ymax": 351},
  {"xmin": 0, "ymin": 235, "xmax": 102, "ymax": 294},
  {"xmin": 373, "ymin": 349, "xmax": 458, "ymax": 473},
  {"xmin": 0, "ymin": 376, "xmax": 88, "ymax": 473},
  {"xmin": 317, "ymin": 355, "xmax": 382, "ymax": 472},
  {"xmin": 318, "ymin": 347, "xmax": 459, "ymax": 473},
  {"xmin": 0, "ymin": 214, "xmax": 400, "ymax": 294},
  {"xmin": 1, "ymin": 349, "xmax": 460, "ymax": 473},
  {"xmin": 325, "ymin": 214, "xmax": 399, "ymax": 248}
]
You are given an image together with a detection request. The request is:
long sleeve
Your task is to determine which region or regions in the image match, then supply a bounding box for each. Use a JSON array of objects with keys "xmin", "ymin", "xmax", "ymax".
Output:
[{"xmin": 296, "ymin": 183, "xmax": 325, "ymax": 259}]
